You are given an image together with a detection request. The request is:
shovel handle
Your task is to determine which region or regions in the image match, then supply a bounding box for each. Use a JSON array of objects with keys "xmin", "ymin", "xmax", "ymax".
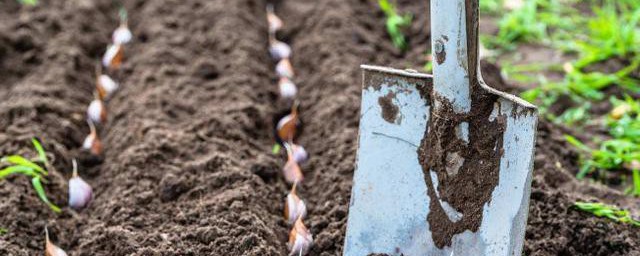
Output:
[{"xmin": 431, "ymin": 0, "xmax": 479, "ymax": 113}]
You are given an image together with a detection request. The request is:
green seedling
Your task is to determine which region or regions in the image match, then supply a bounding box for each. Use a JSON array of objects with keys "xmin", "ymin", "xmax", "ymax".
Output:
[
  {"xmin": 486, "ymin": 0, "xmax": 546, "ymax": 50},
  {"xmin": 479, "ymin": 0, "xmax": 503, "ymax": 14},
  {"xmin": 631, "ymin": 169, "xmax": 640, "ymax": 197},
  {"xmin": 378, "ymin": 0, "xmax": 413, "ymax": 50},
  {"xmin": 0, "ymin": 138, "xmax": 60, "ymax": 213},
  {"xmin": 17, "ymin": 0, "xmax": 37, "ymax": 6},
  {"xmin": 0, "ymin": 227, "xmax": 7, "ymax": 235},
  {"xmin": 573, "ymin": 2, "xmax": 640, "ymax": 68},
  {"xmin": 574, "ymin": 202, "xmax": 640, "ymax": 227}
]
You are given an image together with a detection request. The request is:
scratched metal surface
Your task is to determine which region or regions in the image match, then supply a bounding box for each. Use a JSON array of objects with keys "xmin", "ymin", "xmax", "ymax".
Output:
[{"xmin": 343, "ymin": 66, "xmax": 537, "ymax": 256}]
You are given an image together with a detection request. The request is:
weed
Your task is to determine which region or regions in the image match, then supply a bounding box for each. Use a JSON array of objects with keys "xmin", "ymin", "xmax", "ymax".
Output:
[
  {"xmin": 480, "ymin": 0, "xmax": 503, "ymax": 14},
  {"xmin": 378, "ymin": 0, "xmax": 412, "ymax": 51},
  {"xmin": 0, "ymin": 138, "xmax": 60, "ymax": 213},
  {"xmin": 0, "ymin": 227, "xmax": 6, "ymax": 235},
  {"xmin": 574, "ymin": 202, "xmax": 640, "ymax": 227},
  {"xmin": 17, "ymin": 0, "xmax": 37, "ymax": 6}
]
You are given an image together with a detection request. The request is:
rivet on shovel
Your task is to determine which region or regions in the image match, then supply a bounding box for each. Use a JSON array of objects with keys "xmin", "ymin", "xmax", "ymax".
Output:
[{"xmin": 344, "ymin": 0, "xmax": 538, "ymax": 255}]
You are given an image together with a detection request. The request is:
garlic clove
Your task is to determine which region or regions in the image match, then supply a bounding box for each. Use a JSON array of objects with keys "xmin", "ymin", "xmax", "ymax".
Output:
[
  {"xmin": 98, "ymin": 74, "xmax": 119, "ymax": 98},
  {"xmin": 45, "ymin": 227, "xmax": 68, "ymax": 256},
  {"xmin": 291, "ymin": 144, "xmax": 308, "ymax": 164},
  {"xmin": 87, "ymin": 99, "xmax": 107, "ymax": 124},
  {"xmin": 276, "ymin": 58, "xmax": 294, "ymax": 79},
  {"xmin": 288, "ymin": 218, "xmax": 313, "ymax": 256},
  {"xmin": 102, "ymin": 44, "xmax": 124, "ymax": 70},
  {"xmin": 283, "ymin": 159, "xmax": 303, "ymax": 184},
  {"xmin": 278, "ymin": 77, "xmax": 297, "ymax": 99},
  {"xmin": 266, "ymin": 4, "xmax": 283, "ymax": 34},
  {"xmin": 112, "ymin": 24, "xmax": 133, "ymax": 45},
  {"xmin": 277, "ymin": 103, "xmax": 299, "ymax": 142},
  {"xmin": 284, "ymin": 183, "xmax": 307, "ymax": 224},
  {"xmin": 82, "ymin": 120, "xmax": 102, "ymax": 156},
  {"xmin": 270, "ymin": 40, "xmax": 292, "ymax": 61},
  {"xmin": 68, "ymin": 159, "xmax": 93, "ymax": 210}
]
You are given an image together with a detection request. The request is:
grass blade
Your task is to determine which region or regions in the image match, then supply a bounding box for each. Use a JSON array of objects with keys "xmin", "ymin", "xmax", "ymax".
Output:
[
  {"xmin": 1, "ymin": 155, "xmax": 46, "ymax": 175},
  {"xmin": 31, "ymin": 177, "xmax": 61, "ymax": 213},
  {"xmin": 31, "ymin": 138, "xmax": 48, "ymax": 166},
  {"xmin": 0, "ymin": 165, "xmax": 39, "ymax": 179}
]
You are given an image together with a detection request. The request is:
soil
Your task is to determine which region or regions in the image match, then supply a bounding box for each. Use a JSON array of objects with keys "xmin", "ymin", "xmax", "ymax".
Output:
[{"xmin": 0, "ymin": 0, "xmax": 637, "ymax": 256}]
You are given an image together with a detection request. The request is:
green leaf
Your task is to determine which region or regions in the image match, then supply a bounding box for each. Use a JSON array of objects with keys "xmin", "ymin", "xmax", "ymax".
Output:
[
  {"xmin": 632, "ymin": 169, "xmax": 640, "ymax": 196},
  {"xmin": 17, "ymin": 0, "xmax": 37, "ymax": 6},
  {"xmin": 0, "ymin": 227, "xmax": 7, "ymax": 235},
  {"xmin": 31, "ymin": 177, "xmax": 61, "ymax": 213},
  {"xmin": 31, "ymin": 138, "xmax": 48, "ymax": 166},
  {"xmin": 0, "ymin": 165, "xmax": 39, "ymax": 179},
  {"xmin": 1, "ymin": 155, "xmax": 46, "ymax": 175},
  {"xmin": 574, "ymin": 201, "xmax": 640, "ymax": 227},
  {"xmin": 272, "ymin": 144, "xmax": 281, "ymax": 154}
]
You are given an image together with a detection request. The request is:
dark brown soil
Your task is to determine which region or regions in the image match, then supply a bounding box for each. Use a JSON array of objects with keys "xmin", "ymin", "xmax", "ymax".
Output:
[{"xmin": 0, "ymin": 0, "xmax": 637, "ymax": 255}]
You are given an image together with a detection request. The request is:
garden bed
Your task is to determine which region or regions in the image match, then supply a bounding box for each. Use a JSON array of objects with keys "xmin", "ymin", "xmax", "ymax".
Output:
[{"xmin": 0, "ymin": 0, "xmax": 637, "ymax": 255}]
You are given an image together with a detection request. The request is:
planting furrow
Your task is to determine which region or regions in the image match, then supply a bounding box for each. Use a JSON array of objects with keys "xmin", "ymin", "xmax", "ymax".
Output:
[
  {"xmin": 0, "ymin": 1, "xmax": 120, "ymax": 254},
  {"xmin": 69, "ymin": 0, "xmax": 287, "ymax": 254},
  {"xmin": 274, "ymin": 0, "xmax": 429, "ymax": 254}
]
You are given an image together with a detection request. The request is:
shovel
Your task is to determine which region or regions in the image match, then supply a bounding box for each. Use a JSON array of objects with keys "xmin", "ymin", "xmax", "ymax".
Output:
[{"xmin": 343, "ymin": 0, "xmax": 538, "ymax": 255}]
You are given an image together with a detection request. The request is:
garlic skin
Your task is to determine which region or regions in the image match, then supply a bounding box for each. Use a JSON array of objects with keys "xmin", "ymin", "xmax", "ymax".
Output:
[
  {"xmin": 68, "ymin": 159, "xmax": 93, "ymax": 210},
  {"xmin": 288, "ymin": 218, "xmax": 313, "ymax": 256},
  {"xmin": 45, "ymin": 227, "xmax": 68, "ymax": 256},
  {"xmin": 276, "ymin": 58, "xmax": 294, "ymax": 79},
  {"xmin": 270, "ymin": 40, "xmax": 291, "ymax": 61},
  {"xmin": 102, "ymin": 44, "xmax": 123, "ymax": 69},
  {"xmin": 97, "ymin": 74, "xmax": 119, "ymax": 99},
  {"xmin": 87, "ymin": 99, "xmax": 106, "ymax": 124},
  {"xmin": 284, "ymin": 184, "xmax": 307, "ymax": 225},
  {"xmin": 112, "ymin": 25, "xmax": 132, "ymax": 45},
  {"xmin": 291, "ymin": 144, "xmax": 308, "ymax": 164},
  {"xmin": 278, "ymin": 77, "xmax": 297, "ymax": 99}
]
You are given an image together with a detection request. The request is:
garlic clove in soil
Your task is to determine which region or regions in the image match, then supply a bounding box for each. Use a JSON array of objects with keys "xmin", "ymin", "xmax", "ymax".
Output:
[
  {"xmin": 283, "ymin": 143, "xmax": 304, "ymax": 184},
  {"xmin": 112, "ymin": 24, "xmax": 133, "ymax": 45},
  {"xmin": 82, "ymin": 120, "xmax": 102, "ymax": 156},
  {"xmin": 291, "ymin": 144, "xmax": 308, "ymax": 164},
  {"xmin": 68, "ymin": 159, "xmax": 93, "ymax": 210},
  {"xmin": 269, "ymin": 40, "xmax": 292, "ymax": 61},
  {"xmin": 45, "ymin": 227, "xmax": 68, "ymax": 256},
  {"xmin": 278, "ymin": 77, "xmax": 297, "ymax": 99},
  {"xmin": 284, "ymin": 183, "xmax": 307, "ymax": 225},
  {"xmin": 283, "ymin": 158, "xmax": 304, "ymax": 184},
  {"xmin": 276, "ymin": 58, "xmax": 295, "ymax": 79},
  {"xmin": 96, "ymin": 74, "xmax": 119, "ymax": 100},
  {"xmin": 288, "ymin": 218, "xmax": 313, "ymax": 256},
  {"xmin": 266, "ymin": 4, "xmax": 283, "ymax": 34},
  {"xmin": 277, "ymin": 102, "xmax": 299, "ymax": 142},
  {"xmin": 102, "ymin": 44, "xmax": 124, "ymax": 70},
  {"xmin": 87, "ymin": 97, "xmax": 107, "ymax": 124}
]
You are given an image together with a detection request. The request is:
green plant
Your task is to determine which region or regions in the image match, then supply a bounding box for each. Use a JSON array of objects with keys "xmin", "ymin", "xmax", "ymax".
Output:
[
  {"xmin": 17, "ymin": 0, "xmax": 37, "ymax": 5},
  {"xmin": 486, "ymin": 0, "xmax": 547, "ymax": 50},
  {"xmin": 480, "ymin": 0, "xmax": 503, "ymax": 14},
  {"xmin": 0, "ymin": 138, "xmax": 60, "ymax": 213},
  {"xmin": 574, "ymin": 202, "xmax": 640, "ymax": 226},
  {"xmin": 378, "ymin": 0, "xmax": 412, "ymax": 50},
  {"xmin": 0, "ymin": 227, "xmax": 7, "ymax": 235}
]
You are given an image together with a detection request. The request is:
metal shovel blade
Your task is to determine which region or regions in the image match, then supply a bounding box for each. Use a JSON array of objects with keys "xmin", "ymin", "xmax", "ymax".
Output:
[{"xmin": 344, "ymin": 1, "xmax": 538, "ymax": 255}]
